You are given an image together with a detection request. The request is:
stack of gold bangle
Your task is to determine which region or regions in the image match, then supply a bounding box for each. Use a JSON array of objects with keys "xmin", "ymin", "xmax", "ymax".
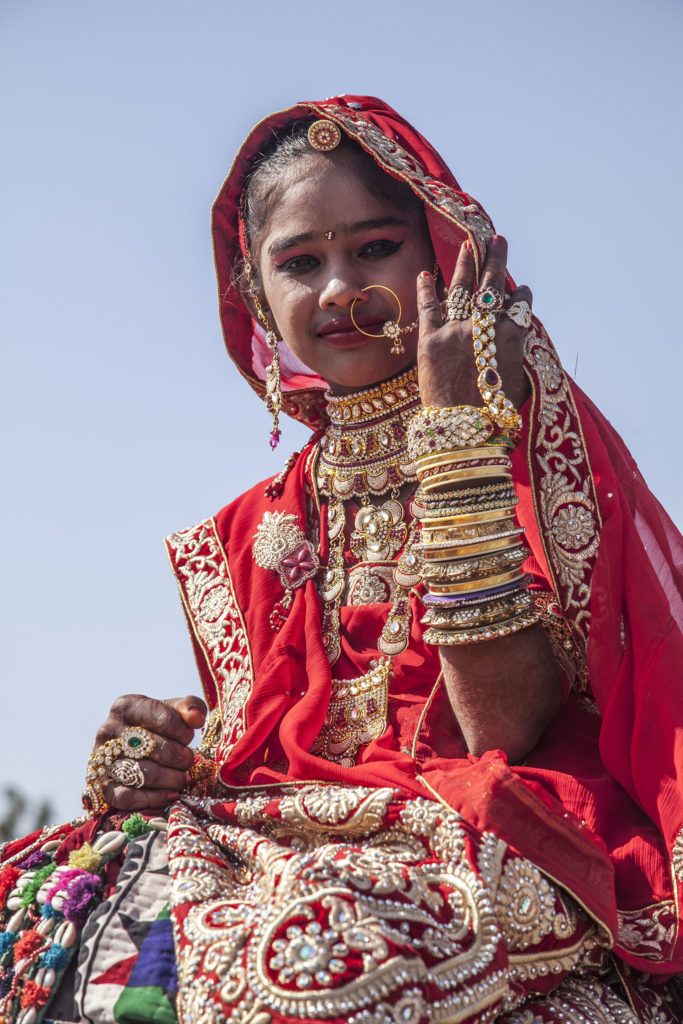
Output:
[{"xmin": 406, "ymin": 405, "xmax": 539, "ymax": 645}]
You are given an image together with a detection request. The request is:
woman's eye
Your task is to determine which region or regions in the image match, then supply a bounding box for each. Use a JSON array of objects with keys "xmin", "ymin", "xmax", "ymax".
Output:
[
  {"xmin": 276, "ymin": 254, "xmax": 319, "ymax": 273},
  {"xmin": 359, "ymin": 239, "xmax": 404, "ymax": 259}
]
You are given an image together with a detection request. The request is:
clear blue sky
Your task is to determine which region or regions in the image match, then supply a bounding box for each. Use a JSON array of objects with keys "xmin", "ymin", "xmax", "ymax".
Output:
[{"xmin": 1, "ymin": 0, "xmax": 681, "ymax": 825}]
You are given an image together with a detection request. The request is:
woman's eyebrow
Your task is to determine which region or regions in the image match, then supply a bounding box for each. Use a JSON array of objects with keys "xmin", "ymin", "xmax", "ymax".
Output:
[{"xmin": 268, "ymin": 217, "xmax": 407, "ymax": 257}]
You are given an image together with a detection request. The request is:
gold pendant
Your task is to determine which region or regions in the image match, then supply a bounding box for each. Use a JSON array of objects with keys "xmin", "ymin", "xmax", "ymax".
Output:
[
  {"xmin": 350, "ymin": 498, "xmax": 407, "ymax": 562},
  {"xmin": 347, "ymin": 564, "xmax": 395, "ymax": 605},
  {"xmin": 378, "ymin": 594, "xmax": 412, "ymax": 657}
]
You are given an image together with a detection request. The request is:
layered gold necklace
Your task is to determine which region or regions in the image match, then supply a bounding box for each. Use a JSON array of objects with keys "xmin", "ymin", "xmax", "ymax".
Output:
[
  {"xmin": 314, "ymin": 368, "xmax": 424, "ymax": 667},
  {"xmin": 316, "ymin": 367, "xmax": 420, "ymax": 499}
]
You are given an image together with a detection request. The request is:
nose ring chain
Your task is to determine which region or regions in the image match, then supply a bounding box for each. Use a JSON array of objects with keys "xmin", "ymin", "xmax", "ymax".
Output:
[{"xmin": 349, "ymin": 285, "xmax": 417, "ymax": 355}]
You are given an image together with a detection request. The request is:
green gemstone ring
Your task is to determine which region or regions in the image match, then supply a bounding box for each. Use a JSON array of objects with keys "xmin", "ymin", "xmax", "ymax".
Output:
[
  {"xmin": 473, "ymin": 286, "xmax": 503, "ymax": 313},
  {"xmin": 119, "ymin": 726, "xmax": 156, "ymax": 760}
]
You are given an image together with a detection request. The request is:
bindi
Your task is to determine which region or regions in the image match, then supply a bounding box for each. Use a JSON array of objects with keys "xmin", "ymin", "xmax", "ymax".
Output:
[{"xmin": 324, "ymin": 230, "xmax": 335, "ymax": 240}]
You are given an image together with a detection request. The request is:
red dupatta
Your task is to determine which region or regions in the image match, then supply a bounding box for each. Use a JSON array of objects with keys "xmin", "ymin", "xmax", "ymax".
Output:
[{"xmin": 168, "ymin": 95, "xmax": 683, "ymax": 972}]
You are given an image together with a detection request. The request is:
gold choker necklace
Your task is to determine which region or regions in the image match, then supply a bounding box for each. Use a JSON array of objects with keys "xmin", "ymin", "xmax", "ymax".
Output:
[{"xmin": 316, "ymin": 368, "xmax": 420, "ymax": 499}]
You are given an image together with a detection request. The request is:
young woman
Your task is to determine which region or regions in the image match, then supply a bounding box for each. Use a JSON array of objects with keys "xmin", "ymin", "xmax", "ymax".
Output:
[{"xmin": 1, "ymin": 96, "xmax": 681, "ymax": 1024}]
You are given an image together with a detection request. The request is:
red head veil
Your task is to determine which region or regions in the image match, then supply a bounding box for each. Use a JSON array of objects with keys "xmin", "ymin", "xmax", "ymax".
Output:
[{"xmin": 209, "ymin": 96, "xmax": 683, "ymax": 971}]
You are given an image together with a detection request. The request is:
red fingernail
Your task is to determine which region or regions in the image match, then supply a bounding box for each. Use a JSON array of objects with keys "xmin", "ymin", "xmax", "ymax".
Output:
[
  {"xmin": 465, "ymin": 241, "xmax": 474, "ymax": 253},
  {"xmin": 420, "ymin": 270, "xmax": 432, "ymax": 279}
]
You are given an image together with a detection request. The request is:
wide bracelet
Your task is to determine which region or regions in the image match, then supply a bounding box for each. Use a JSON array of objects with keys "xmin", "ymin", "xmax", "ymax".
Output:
[
  {"xmin": 422, "ymin": 588, "xmax": 533, "ymax": 628},
  {"xmin": 423, "ymin": 610, "xmax": 539, "ymax": 646},
  {"xmin": 407, "ymin": 405, "xmax": 495, "ymax": 459},
  {"xmin": 421, "ymin": 545, "xmax": 527, "ymax": 583}
]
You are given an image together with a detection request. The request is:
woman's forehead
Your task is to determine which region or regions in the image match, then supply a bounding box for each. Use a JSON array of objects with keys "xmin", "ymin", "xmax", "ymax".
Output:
[{"xmin": 260, "ymin": 156, "xmax": 411, "ymax": 245}]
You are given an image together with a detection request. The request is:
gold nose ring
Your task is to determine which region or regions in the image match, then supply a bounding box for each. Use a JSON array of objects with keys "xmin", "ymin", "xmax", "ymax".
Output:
[{"xmin": 349, "ymin": 285, "xmax": 416, "ymax": 355}]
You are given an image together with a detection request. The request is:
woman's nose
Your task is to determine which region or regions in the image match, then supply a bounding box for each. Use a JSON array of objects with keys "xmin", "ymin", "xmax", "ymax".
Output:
[{"xmin": 319, "ymin": 276, "xmax": 366, "ymax": 310}]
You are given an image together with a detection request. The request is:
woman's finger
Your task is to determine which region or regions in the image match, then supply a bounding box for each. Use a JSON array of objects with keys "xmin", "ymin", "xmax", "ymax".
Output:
[
  {"xmin": 416, "ymin": 271, "xmax": 443, "ymax": 335},
  {"xmin": 146, "ymin": 734, "xmax": 195, "ymax": 771},
  {"xmin": 447, "ymin": 240, "xmax": 476, "ymax": 295},
  {"xmin": 109, "ymin": 757, "xmax": 188, "ymax": 792},
  {"xmin": 97, "ymin": 694, "xmax": 195, "ymax": 748},
  {"xmin": 102, "ymin": 780, "xmax": 180, "ymax": 812},
  {"xmin": 506, "ymin": 284, "xmax": 533, "ymax": 309},
  {"xmin": 503, "ymin": 285, "xmax": 534, "ymax": 332},
  {"xmin": 164, "ymin": 695, "xmax": 208, "ymax": 730},
  {"xmin": 478, "ymin": 234, "xmax": 508, "ymax": 298},
  {"xmin": 118, "ymin": 695, "xmax": 197, "ymax": 744}
]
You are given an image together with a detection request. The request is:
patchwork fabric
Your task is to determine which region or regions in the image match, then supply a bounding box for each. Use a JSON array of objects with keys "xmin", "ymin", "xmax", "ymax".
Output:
[{"xmin": 74, "ymin": 829, "xmax": 177, "ymax": 1024}]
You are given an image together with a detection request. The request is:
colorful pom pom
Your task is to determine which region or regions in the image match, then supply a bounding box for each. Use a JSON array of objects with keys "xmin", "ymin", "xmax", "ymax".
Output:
[
  {"xmin": 121, "ymin": 813, "xmax": 152, "ymax": 840},
  {"xmin": 67, "ymin": 842, "xmax": 102, "ymax": 873}
]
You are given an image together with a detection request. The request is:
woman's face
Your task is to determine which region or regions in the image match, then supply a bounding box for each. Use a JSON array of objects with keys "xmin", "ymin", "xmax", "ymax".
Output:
[{"xmin": 256, "ymin": 152, "xmax": 434, "ymax": 394}]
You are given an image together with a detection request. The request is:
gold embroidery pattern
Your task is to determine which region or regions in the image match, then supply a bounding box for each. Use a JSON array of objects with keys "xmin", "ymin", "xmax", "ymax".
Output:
[
  {"xmin": 494, "ymin": 859, "xmax": 564, "ymax": 951},
  {"xmin": 199, "ymin": 708, "xmax": 222, "ymax": 757},
  {"xmin": 672, "ymin": 830, "xmax": 683, "ymax": 886},
  {"xmin": 312, "ymin": 104, "xmax": 495, "ymax": 268},
  {"xmin": 501, "ymin": 976, "xmax": 639, "ymax": 1024},
  {"xmin": 534, "ymin": 592, "xmax": 589, "ymax": 693},
  {"xmin": 616, "ymin": 900, "xmax": 678, "ymax": 960},
  {"xmin": 166, "ymin": 519, "xmax": 253, "ymax": 762},
  {"xmin": 252, "ymin": 510, "xmax": 319, "ymax": 590},
  {"xmin": 169, "ymin": 788, "xmax": 597, "ymax": 1024},
  {"xmin": 310, "ymin": 661, "xmax": 391, "ymax": 766},
  {"xmin": 524, "ymin": 328, "xmax": 602, "ymax": 646}
]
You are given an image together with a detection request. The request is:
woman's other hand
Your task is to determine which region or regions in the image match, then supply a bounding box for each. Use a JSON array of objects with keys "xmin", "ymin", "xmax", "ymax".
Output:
[
  {"xmin": 94, "ymin": 694, "xmax": 207, "ymax": 811},
  {"xmin": 416, "ymin": 235, "xmax": 530, "ymax": 412}
]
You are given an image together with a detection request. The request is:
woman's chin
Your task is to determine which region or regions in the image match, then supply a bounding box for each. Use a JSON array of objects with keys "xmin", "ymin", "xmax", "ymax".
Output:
[
  {"xmin": 326, "ymin": 362, "xmax": 416, "ymax": 394},
  {"xmin": 321, "ymin": 348, "xmax": 417, "ymax": 395}
]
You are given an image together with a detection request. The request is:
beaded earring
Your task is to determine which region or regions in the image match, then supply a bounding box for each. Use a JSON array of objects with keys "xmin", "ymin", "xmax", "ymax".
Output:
[{"xmin": 242, "ymin": 248, "xmax": 282, "ymax": 450}]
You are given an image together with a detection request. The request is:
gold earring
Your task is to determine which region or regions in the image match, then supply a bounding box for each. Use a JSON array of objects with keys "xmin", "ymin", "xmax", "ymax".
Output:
[
  {"xmin": 243, "ymin": 255, "xmax": 282, "ymax": 449},
  {"xmin": 349, "ymin": 285, "xmax": 417, "ymax": 356}
]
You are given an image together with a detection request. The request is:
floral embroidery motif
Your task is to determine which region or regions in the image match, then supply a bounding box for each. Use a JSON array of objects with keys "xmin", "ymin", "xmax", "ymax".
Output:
[
  {"xmin": 168, "ymin": 789, "xmax": 597, "ymax": 1024},
  {"xmin": 524, "ymin": 328, "xmax": 602, "ymax": 646},
  {"xmin": 616, "ymin": 900, "xmax": 678, "ymax": 960},
  {"xmin": 253, "ymin": 510, "xmax": 319, "ymax": 590},
  {"xmin": 279, "ymin": 787, "xmax": 393, "ymax": 832},
  {"xmin": 312, "ymin": 104, "xmax": 495, "ymax": 268},
  {"xmin": 166, "ymin": 519, "xmax": 253, "ymax": 762},
  {"xmin": 494, "ymin": 859, "xmax": 564, "ymax": 951},
  {"xmin": 550, "ymin": 504, "xmax": 595, "ymax": 550},
  {"xmin": 310, "ymin": 661, "xmax": 391, "ymax": 766}
]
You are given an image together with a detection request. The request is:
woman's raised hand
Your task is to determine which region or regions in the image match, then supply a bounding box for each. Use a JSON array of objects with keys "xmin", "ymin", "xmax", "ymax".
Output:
[
  {"xmin": 94, "ymin": 694, "xmax": 207, "ymax": 811},
  {"xmin": 416, "ymin": 235, "xmax": 531, "ymax": 411}
]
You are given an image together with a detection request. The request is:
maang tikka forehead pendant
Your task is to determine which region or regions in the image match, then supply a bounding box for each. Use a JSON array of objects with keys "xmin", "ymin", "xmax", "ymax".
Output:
[{"xmin": 307, "ymin": 119, "xmax": 342, "ymax": 152}]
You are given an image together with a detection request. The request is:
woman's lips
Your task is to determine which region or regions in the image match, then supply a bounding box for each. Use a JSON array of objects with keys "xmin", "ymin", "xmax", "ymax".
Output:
[{"xmin": 317, "ymin": 315, "xmax": 385, "ymax": 346}]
